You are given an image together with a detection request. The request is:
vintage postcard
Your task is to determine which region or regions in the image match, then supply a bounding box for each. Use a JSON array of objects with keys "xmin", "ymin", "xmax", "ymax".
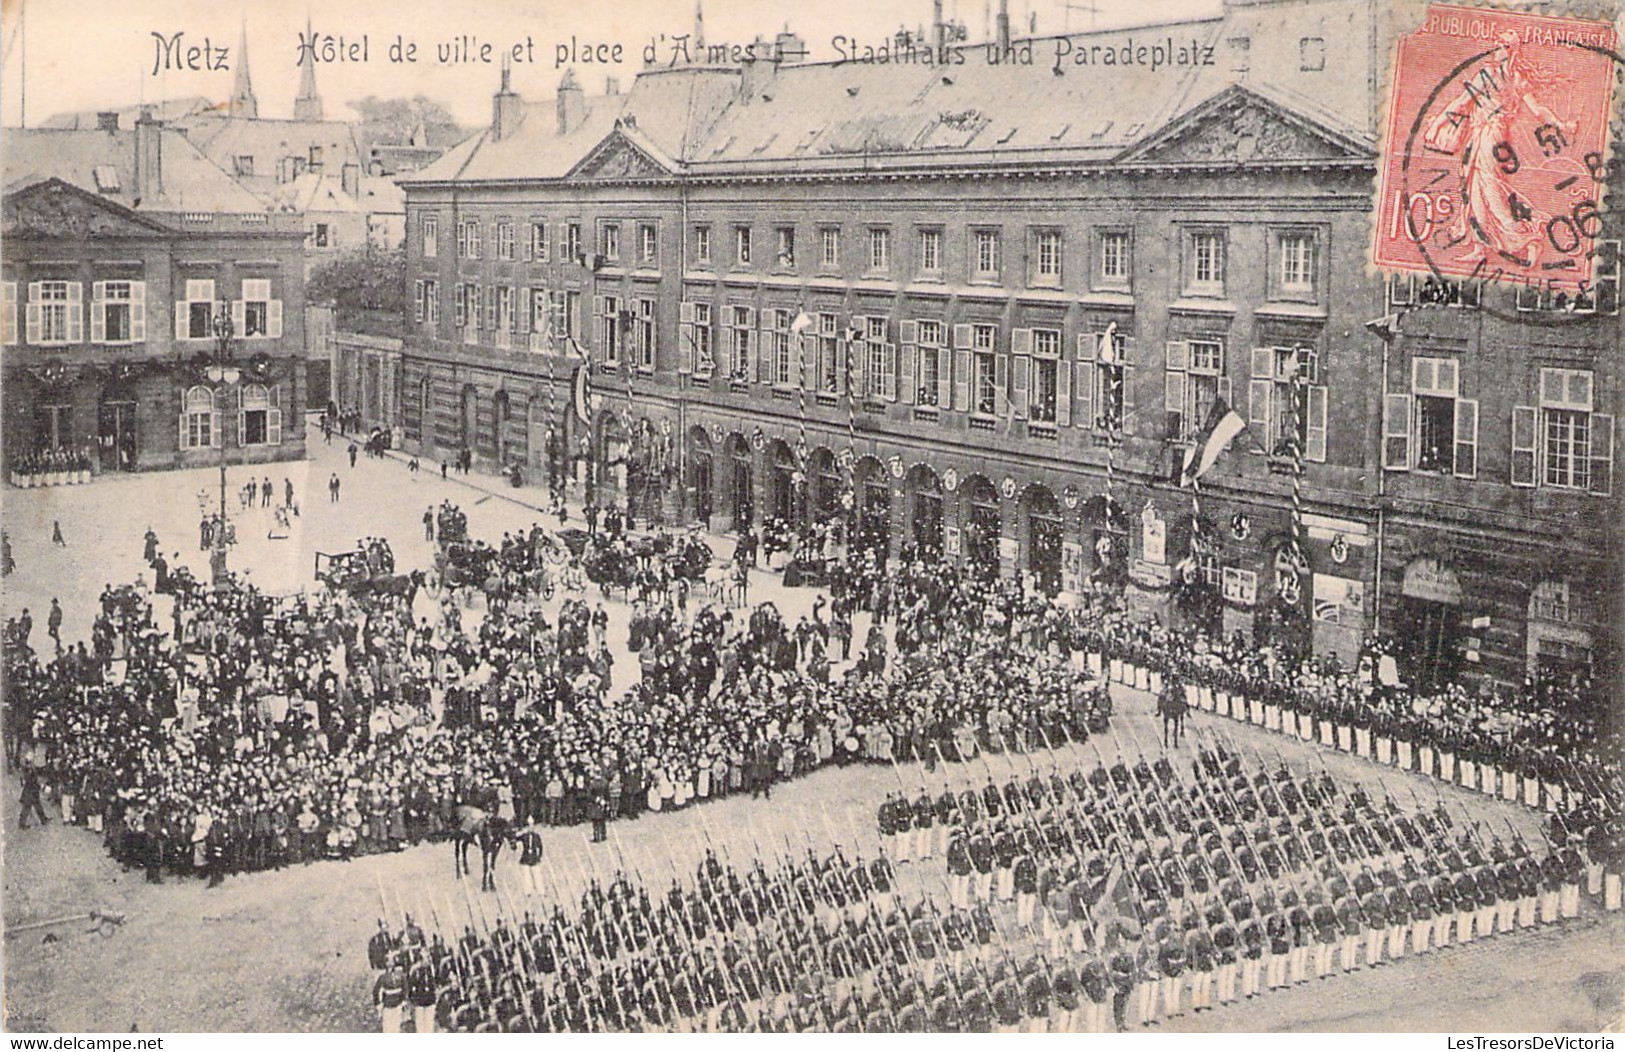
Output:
[{"xmin": 1, "ymin": 0, "xmax": 1620, "ymax": 1038}]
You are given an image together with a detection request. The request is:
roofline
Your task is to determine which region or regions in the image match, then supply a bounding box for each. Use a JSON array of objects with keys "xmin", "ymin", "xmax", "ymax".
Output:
[{"xmin": 2, "ymin": 177, "xmax": 177, "ymax": 234}]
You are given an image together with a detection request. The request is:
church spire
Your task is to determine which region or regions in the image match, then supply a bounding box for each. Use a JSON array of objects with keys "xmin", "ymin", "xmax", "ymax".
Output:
[
  {"xmin": 229, "ymin": 20, "xmax": 258, "ymax": 118},
  {"xmin": 293, "ymin": 16, "xmax": 324, "ymax": 121},
  {"xmin": 694, "ymin": 1, "xmax": 706, "ymax": 52}
]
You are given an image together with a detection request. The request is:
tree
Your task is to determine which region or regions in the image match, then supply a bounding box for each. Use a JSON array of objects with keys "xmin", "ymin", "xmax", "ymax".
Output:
[
  {"xmin": 307, "ymin": 247, "xmax": 405, "ymax": 336},
  {"xmin": 346, "ymin": 95, "xmax": 467, "ymax": 150}
]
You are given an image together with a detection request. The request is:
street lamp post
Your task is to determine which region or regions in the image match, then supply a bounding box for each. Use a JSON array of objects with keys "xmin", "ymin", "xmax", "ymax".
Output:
[{"xmin": 207, "ymin": 299, "xmax": 241, "ymax": 586}]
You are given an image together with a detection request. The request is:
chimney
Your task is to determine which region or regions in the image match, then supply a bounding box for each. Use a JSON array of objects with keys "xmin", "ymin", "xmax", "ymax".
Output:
[
  {"xmin": 491, "ymin": 57, "xmax": 526, "ymax": 141},
  {"xmin": 739, "ymin": 35, "xmax": 780, "ymax": 102},
  {"xmin": 996, "ymin": 0, "xmax": 1011, "ymax": 52},
  {"xmin": 774, "ymin": 27, "xmax": 807, "ymax": 64},
  {"xmin": 604, "ymin": 76, "xmax": 620, "ymax": 96},
  {"xmin": 96, "ymin": 111, "xmax": 120, "ymax": 133},
  {"xmin": 933, "ymin": 0, "xmax": 946, "ymax": 53},
  {"xmin": 134, "ymin": 108, "xmax": 163, "ymax": 200},
  {"xmin": 556, "ymin": 68, "xmax": 585, "ymax": 135},
  {"xmin": 340, "ymin": 162, "xmax": 360, "ymax": 198}
]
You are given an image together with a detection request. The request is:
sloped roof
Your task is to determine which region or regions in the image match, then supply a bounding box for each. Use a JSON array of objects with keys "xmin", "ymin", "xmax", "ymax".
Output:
[
  {"xmin": 2, "ymin": 126, "xmax": 269, "ymax": 215},
  {"xmin": 175, "ymin": 114, "xmax": 365, "ymax": 195},
  {"xmin": 40, "ymin": 96, "xmax": 220, "ymax": 130}
]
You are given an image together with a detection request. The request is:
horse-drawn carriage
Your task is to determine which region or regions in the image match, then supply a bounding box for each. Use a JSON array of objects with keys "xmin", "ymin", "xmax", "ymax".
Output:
[
  {"xmin": 434, "ymin": 540, "xmax": 498, "ymax": 592},
  {"xmin": 315, "ymin": 546, "xmax": 420, "ymax": 601}
]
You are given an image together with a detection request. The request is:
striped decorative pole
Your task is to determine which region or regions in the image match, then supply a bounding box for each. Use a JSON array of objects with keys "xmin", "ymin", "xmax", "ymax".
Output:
[
  {"xmin": 1290, "ymin": 368, "xmax": 1306, "ymax": 568},
  {"xmin": 843, "ymin": 326, "xmax": 859, "ymax": 560}
]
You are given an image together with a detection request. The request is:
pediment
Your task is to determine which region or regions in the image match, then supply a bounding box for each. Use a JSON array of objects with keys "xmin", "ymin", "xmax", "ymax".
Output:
[
  {"xmin": 566, "ymin": 126, "xmax": 674, "ymax": 182},
  {"xmin": 1116, "ymin": 86, "xmax": 1374, "ymax": 167},
  {"xmin": 3, "ymin": 179, "xmax": 172, "ymax": 240}
]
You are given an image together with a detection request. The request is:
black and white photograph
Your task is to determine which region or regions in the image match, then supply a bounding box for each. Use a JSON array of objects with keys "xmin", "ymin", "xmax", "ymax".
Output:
[{"xmin": 1, "ymin": 0, "xmax": 1621, "ymax": 1036}]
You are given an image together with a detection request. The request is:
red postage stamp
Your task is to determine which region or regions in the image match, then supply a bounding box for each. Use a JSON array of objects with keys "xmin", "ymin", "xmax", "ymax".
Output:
[{"xmin": 1374, "ymin": 4, "xmax": 1619, "ymax": 298}]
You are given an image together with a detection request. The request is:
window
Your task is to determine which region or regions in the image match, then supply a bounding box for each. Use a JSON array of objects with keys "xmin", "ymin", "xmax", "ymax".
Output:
[
  {"xmin": 1514, "ymin": 368, "xmax": 1612, "ymax": 493},
  {"xmin": 1098, "ymin": 230, "xmax": 1131, "ymax": 287},
  {"xmin": 1164, "ymin": 339, "xmax": 1229, "ymax": 442},
  {"xmin": 308, "ymin": 145, "xmax": 323, "ymax": 169},
  {"xmin": 913, "ymin": 320, "xmax": 944, "ymax": 405},
  {"xmin": 548, "ymin": 290, "xmax": 580, "ymax": 343},
  {"xmin": 735, "ymin": 226, "xmax": 752, "ymax": 266},
  {"xmin": 459, "ymin": 219, "xmax": 482, "ymax": 259},
  {"xmin": 1388, "ymin": 273, "xmax": 1480, "ymax": 308},
  {"xmin": 1249, "ymin": 346, "xmax": 1326, "ymax": 462},
  {"xmin": 863, "ymin": 316, "xmax": 894, "ymax": 399},
  {"xmin": 973, "ymin": 229, "xmax": 1001, "ymax": 280},
  {"xmin": 414, "ymin": 279, "xmax": 439, "ymax": 326},
  {"xmin": 530, "ymin": 220, "xmax": 549, "ymax": 262},
  {"xmin": 973, "ymin": 324, "xmax": 999, "ymax": 415},
  {"xmin": 423, "ymin": 214, "xmax": 439, "ymax": 258},
  {"xmin": 775, "ymin": 227, "xmax": 796, "ymax": 269},
  {"xmin": 495, "ymin": 287, "xmax": 515, "ymax": 349},
  {"xmin": 1187, "ymin": 230, "xmax": 1226, "ymax": 294},
  {"xmin": 564, "ymin": 222, "xmax": 582, "ymax": 262},
  {"xmin": 638, "ymin": 223, "xmax": 658, "ymax": 265},
  {"xmin": 597, "ymin": 294, "xmax": 622, "ymax": 364},
  {"xmin": 1086, "ymin": 328, "xmax": 1132, "ymax": 431},
  {"xmin": 693, "ymin": 225, "xmax": 712, "ymax": 265},
  {"xmin": 768, "ymin": 308, "xmax": 793, "ymax": 384},
  {"xmin": 1, "ymin": 282, "xmax": 15, "ymax": 345},
  {"xmin": 633, "ymin": 298, "xmax": 655, "ymax": 371},
  {"xmin": 1276, "ymin": 232, "xmax": 1317, "ymax": 299},
  {"xmin": 92, "ymin": 281, "xmax": 145, "ymax": 344},
  {"xmin": 817, "ymin": 313, "xmax": 840, "ymax": 393},
  {"xmin": 728, "ymin": 306, "xmax": 754, "ymax": 381},
  {"xmin": 1515, "ymin": 240, "xmax": 1622, "ymax": 314},
  {"xmin": 868, "ymin": 228, "xmax": 891, "ymax": 273},
  {"xmin": 918, "ymin": 229, "xmax": 942, "ymax": 276},
  {"xmin": 819, "ymin": 227, "xmax": 840, "ymax": 269},
  {"xmin": 1300, "ymin": 36, "xmax": 1325, "ymax": 71},
  {"xmin": 26, "ymin": 281, "xmax": 82, "ymax": 345},
  {"xmin": 680, "ymin": 301, "xmax": 714, "ymax": 374},
  {"xmin": 236, "ymin": 278, "xmax": 282, "ymax": 339},
  {"xmin": 1031, "ymin": 230, "xmax": 1062, "ymax": 287},
  {"xmin": 175, "ymin": 279, "xmax": 214, "ymax": 341},
  {"xmin": 1385, "ymin": 357, "xmax": 1475, "ymax": 476},
  {"xmin": 238, "ymin": 384, "xmax": 282, "ymax": 446},
  {"xmin": 180, "ymin": 386, "xmax": 218, "ymax": 450},
  {"xmin": 1531, "ymin": 580, "xmax": 1573, "ymax": 624},
  {"xmin": 497, "ymin": 221, "xmax": 516, "ymax": 261},
  {"xmin": 312, "ymin": 223, "xmax": 331, "ymax": 249},
  {"xmin": 528, "ymin": 289, "xmax": 551, "ymax": 348},
  {"xmin": 599, "ymin": 222, "xmax": 621, "ymax": 262},
  {"xmin": 1028, "ymin": 328, "xmax": 1061, "ymax": 423},
  {"xmin": 233, "ymin": 156, "xmax": 254, "ymax": 178}
]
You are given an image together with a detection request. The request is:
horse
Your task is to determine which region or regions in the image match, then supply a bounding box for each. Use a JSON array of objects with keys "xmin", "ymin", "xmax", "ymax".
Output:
[
  {"xmin": 451, "ymin": 804, "xmax": 511, "ymax": 890},
  {"xmin": 1158, "ymin": 682, "xmax": 1188, "ymax": 748}
]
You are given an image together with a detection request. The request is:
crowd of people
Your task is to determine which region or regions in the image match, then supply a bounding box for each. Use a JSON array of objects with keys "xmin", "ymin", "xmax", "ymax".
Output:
[
  {"xmin": 365, "ymin": 724, "xmax": 1620, "ymax": 1033},
  {"xmin": 8, "ymin": 446, "xmax": 94, "ymax": 488}
]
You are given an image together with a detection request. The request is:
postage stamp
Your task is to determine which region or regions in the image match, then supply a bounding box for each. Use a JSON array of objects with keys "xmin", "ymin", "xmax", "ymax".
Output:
[{"xmin": 1373, "ymin": 3, "xmax": 1619, "ymax": 298}]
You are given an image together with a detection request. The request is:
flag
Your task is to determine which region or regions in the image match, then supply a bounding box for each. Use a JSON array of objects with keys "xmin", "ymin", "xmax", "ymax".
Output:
[
  {"xmin": 1179, "ymin": 397, "xmax": 1247, "ymax": 487},
  {"xmin": 572, "ymin": 361, "xmax": 591, "ymax": 424},
  {"xmin": 790, "ymin": 311, "xmax": 814, "ymax": 335},
  {"xmin": 1087, "ymin": 858, "xmax": 1141, "ymax": 940}
]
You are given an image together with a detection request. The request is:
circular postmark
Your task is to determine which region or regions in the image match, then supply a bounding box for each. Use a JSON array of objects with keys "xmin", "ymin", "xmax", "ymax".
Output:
[{"xmin": 1387, "ymin": 12, "xmax": 1622, "ymax": 327}]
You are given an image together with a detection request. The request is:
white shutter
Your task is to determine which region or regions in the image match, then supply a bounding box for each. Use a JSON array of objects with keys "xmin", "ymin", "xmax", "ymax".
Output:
[
  {"xmin": 757, "ymin": 315, "xmax": 773, "ymax": 384},
  {"xmin": 268, "ymin": 407, "xmax": 283, "ymax": 445},
  {"xmin": 65, "ymin": 282, "xmax": 83, "ymax": 342},
  {"xmin": 1590, "ymin": 413, "xmax": 1613, "ymax": 495},
  {"xmin": 802, "ymin": 335, "xmax": 818, "ymax": 393},
  {"xmin": 851, "ymin": 317, "xmax": 868, "ymax": 398},
  {"xmin": 993, "ymin": 352, "xmax": 1008, "ymax": 418},
  {"xmin": 1165, "ymin": 371, "xmax": 1187, "ymax": 438},
  {"xmin": 1510, "ymin": 405, "xmax": 1538, "ymax": 487},
  {"xmin": 130, "ymin": 283, "xmax": 147, "ymax": 342},
  {"xmin": 881, "ymin": 339, "xmax": 898, "ymax": 402},
  {"xmin": 1382, "ymin": 393, "xmax": 1412, "ymax": 471},
  {"xmin": 678, "ymin": 301, "xmax": 695, "ymax": 374},
  {"xmin": 211, "ymin": 410, "xmax": 223, "ymax": 448},
  {"xmin": 178, "ymin": 412, "xmax": 189, "ymax": 450},
  {"xmin": 1249, "ymin": 348, "xmax": 1273, "ymax": 440},
  {"xmin": 1166, "ymin": 339, "xmax": 1189, "ymax": 373},
  {"xmin": 834, "ymin": 337, "xmax": 847, "ymax": 396},
  {"xmin": 232, "ymin": 299, "xmax": 246, "ymax": 337},
  {"xmin": 25, "ymin": 283, "xmax": 41, "ymax": 344},
  {"xmin": 1453, "ymin": 398, "xmax": 1478, "ymax": 479},
  {"xmin": 744, "ymin": 308, "xmax": 759, "ymax": 384},
  {"xmin": 175, "ymin": 302, "xmax": 189, "ymax": 342},
  {"xmin": 937, "ymin": 347, "xmax": 954, "ymax": 409},
  {"xmin": 414, "ymin": 280, "xmax": 425, "ymax": 323},
  {"xmin": 269, "ymin": 299, "xmax": 283, "ymax": 339},
  {"xmin": 1056, "ymin": 352, "xmax": 1071, "ymax": 427},
  {"xmin": 91, "ymin": 282, "xmax": 107, "ymax": 343},
  {"xmin": 593, "ymin": 295, "xmax": 605, "ymax": 351},
  {"xmin": 1122, "ymin": 335, "xmax": 1137, "ymax": 414},
  {"xmin": 901, "ymin": 337, "xmax": 918, "ymax": 405},
  {"xmin": 1306, "ymin": 385, "xmax": 1328, "ymax": 463},
  {"xmin": 1075, "ymin": 333, "xmax": 1094, "ymax": 428},
  {"xmin": 1011, "ymin": 328, "xmax": 1032, "ymax": 420},
  {"xmin": 952, "ymin": 323, "xmax": 973, "ymax": 350}
]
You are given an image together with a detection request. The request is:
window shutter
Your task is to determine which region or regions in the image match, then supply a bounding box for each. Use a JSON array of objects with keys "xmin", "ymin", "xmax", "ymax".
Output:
[
  {"xmin": 1056, "ymin": 353, "xmax": 1072, "ymax": 427},
  {"xmin": 899, "ymin": 320, "xmax": 920, "ymax": 346},
  {"xmin": 1217, "ymin": 376, "xmax": 1232, "ymax": 412},
  {"xmin": 1011, "ymin": 328, "xmax": 1032, "ymax": 420},
  {"xmin": 994, "ymin": 352, "xmax": 1008, "ymax": 418},
  {"xmin": 1166, "ymin": 339, "xmax": 1189, "ymax": 373},
  {"xmin": 1249, "ymin": 348, "xmax": 1273, "ymax": 438},
  {"xmin": 232, "ymin": 299, "xmax": 246, "ymax": 337},
  {"xmin": 937, "ymin": 347, "xmax": 954, "ymax": 410},
  {"xmin": 1589, "ymin": 413, "xmax": 1613, "ymax": 495},
  {"xmin": 1165, "ymin": 371, "xmax": 1187, "ymax": 439},
  {"xmin": 516, "ymin": 289, "xmax": 530, "ymax": 334},
  {"xmin": 484, "ymin": 286, "xmax": 497, "ymax": 331},
  {"xmin": 1075, "ymin": 334, "xmax": 1094, "ymax": 429},
  {"xmin": 64, "ymin": 282, "xmax": 83, "ymax": 343},
  {"xmin": 175, "ymin": 302, "xmax": 189, "ymax": 342},
  {"xmin": 238, "ymin": 399, "xmax": 248, "ymax": 446},
  {"xmin": 835, "ymin": 338, "xmax": 847, "ymax": 396},
  {"xmin": 1451, "ymin": 398, "xmax": 1479, "ymax": 479},
  {"xmin": 678, "ymin": 302, "xmax": 695, "ymax": 374},
  {"xmin": 1306, "ymin": 384, "xmax": 1328, "ymax": 463},
  {"xmin": 881, "ymin": 339, "xmax": 898, "ymax": 402},
  {"xmin": 414, "ymin": 280, "xmax": 425, "ymax": 323},
  {"xmin": 901, "ymin": 337, "xmax": 918, "ymax": 404},
  {"xmin": 130, "ymin": 283, "xmax": 146, "ymax": 342},
  {"xmin": 803, "ymin": 336, "xmax": 819, "ymax": 393},
  {"xmin": 953, "ymin": 348, "xmax": 971, "ymax": 411},
  {"xmin": 851, "ymin": 317, "xmax": 868, "ymax": 398},
  {"xmin": 952, "ymin": 323, "xmax": 973, "ymax": 351},
  {"xmin": 1382, "ymin": 393, "xmax": 1412, "ymax": 471},
  {"xmin": 593, "ymin": 295, "xmax": 605, "ymax": 349},
  {"xmin": 178, "ymin": 412, "xmax": 188, "ymax": 450},
  {"xmin": 91, "ymin": 282, "xmax": 107, "ymax": 343},
  {"xmin": 757, "ymin": 316, "xmax": 773, "ymax": 384},
  {"xmin": 1121, "ymin": 336, "xmax": 1137, "ymax": 413},
  {"xmin": 1510, "ymin": 405, "xmax": 1538, "ymax": 487},
  {"xmin": 211, "ymin": 410, "xmax": 223, "ymax": 448},
  {"xmin": 746, "ymin": 310, "xmax": 760, "ymax": 386}
]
